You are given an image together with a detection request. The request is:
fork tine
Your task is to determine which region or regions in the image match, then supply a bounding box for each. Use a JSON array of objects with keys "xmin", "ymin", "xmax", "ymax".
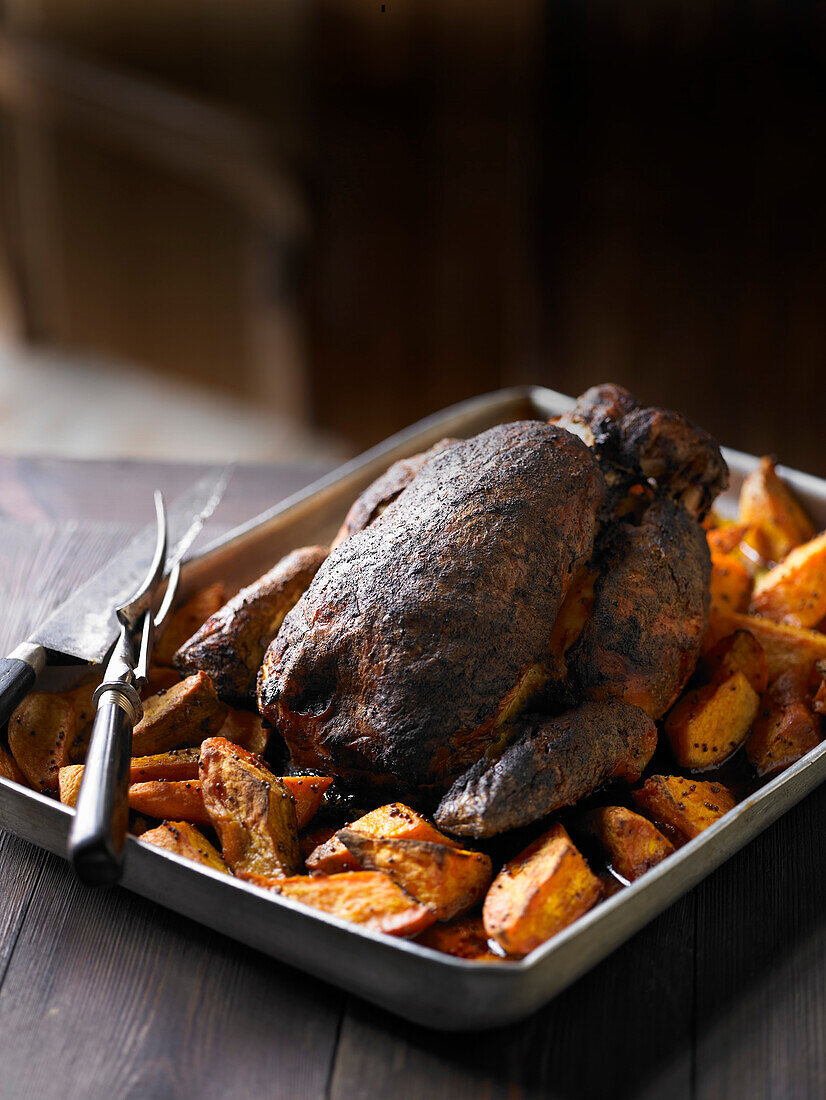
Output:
[{"xmin": 115, "ymin": 490, "xmax": 168, "ymax": 625}]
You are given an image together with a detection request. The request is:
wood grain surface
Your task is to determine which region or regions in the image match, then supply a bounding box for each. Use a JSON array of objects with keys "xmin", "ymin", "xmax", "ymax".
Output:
[{"xmin": 0, "ymin": 460, "xmax": 824, "ymax": 1100}]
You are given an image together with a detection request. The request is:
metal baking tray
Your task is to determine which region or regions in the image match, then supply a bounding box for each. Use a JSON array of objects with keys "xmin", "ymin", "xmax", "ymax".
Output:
[{"xmin": 3, "ymin": 385, "xmax": 826, "ymax": 1030}]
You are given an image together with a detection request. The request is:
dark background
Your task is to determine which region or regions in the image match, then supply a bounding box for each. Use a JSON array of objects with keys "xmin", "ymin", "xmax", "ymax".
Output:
[{"xmin": 0, "ymin": 1, "xmax": 824, "ymax": 471}]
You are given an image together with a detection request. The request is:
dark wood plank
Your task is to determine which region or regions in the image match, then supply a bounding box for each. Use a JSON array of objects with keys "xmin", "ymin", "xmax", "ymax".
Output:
[
  {"xmin": 0, "ymin": 850, "xmax": 343, "ymax": 1100},
  {"xmin": 330, "ymin": 898, "xmax": 696, "ymax": 1100},
  {"xmin": 694, "ymin": 788, "xmax": 826, "ymax": 1100}
]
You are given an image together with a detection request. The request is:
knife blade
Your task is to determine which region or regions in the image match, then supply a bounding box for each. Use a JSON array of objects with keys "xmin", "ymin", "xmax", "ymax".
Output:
[{"xmin": 0, "ymin": 465, "xmax": 231, "ymax": 727}]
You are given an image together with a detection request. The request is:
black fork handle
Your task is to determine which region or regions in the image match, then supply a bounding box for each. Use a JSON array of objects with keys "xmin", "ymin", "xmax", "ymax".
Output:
[{"xmin": 69, "ymin": 686, "xmax": 138, "ymax": 886}]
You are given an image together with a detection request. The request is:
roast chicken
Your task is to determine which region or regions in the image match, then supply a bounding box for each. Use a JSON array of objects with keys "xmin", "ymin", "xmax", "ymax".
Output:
[{"xmin": 207, "ymin": 385, "xmax": 727, "ymax": 838}]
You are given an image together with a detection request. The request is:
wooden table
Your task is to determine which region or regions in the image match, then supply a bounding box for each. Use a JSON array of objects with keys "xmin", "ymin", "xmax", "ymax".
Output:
[{"xmin": 1, "ymin": 456, "xmax": 825, "ymax": 1100}]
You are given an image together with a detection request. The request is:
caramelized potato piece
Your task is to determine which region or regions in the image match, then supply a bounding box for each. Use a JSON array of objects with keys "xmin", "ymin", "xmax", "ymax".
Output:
[
  {"xmin": 281, "ymin": 775, "xmax": 334, "ymax": 829},
  {"xmin": 700, "ymin": 629, "xmax": 768, "ymax": 695},
  {"xmin": 153, "ymin": 582, "xmax": 227, "ymax": 667},
  {"xmin": 254, "ymin": 871, "xmax": 436, "ymax": 937},
  {"xmin": 704, "ymin": 610, "xmax": 826, "ymax": 680},
  {"xmin": 128, "ymin": 780, "xmax": 211, "ymax": 825},
  {"xmin": 746, "ymin": 666, "xmax": 820, "ymax": 777},
  {"xmin": 200, "ymin": 737, "xmax": 301, "ymax": 880},
  {"xmin": 338, "ymin": 830, "xmax": 492, "ymax": 921},
  {"xmin": 131, "ymin": 672, "xmax": 227, "ymax": 756},
  {"xmin": 219, "ymin": 708, "xmax": 271, "ymax": 756},
  {"xmin": 483, "ymin": 823, "xmax": 603, "ymax": 957},
  {"xmin": 140, "ymin": 820, "xmax": 228, "ymax": 873},
  {"xmin": 66, "ymin": 676, "xmax": 101, "ymax": 729},
  {"xmin": 706, "ymin": 522, "xmax": 754, "ymax": 557},
  {"xmin": 664, "ymin": 672, "xmax": 760, "ymax": 770},
  {"xmin": 0, "ymin": 743, "xmax": 26, "ymax": 785},
  {"xmin": 710, "ymin": 552, "xmax": 752, "ymax": 615},
  {"xmin": 60, "ymin": 749, "xmax": 201, "ymax": 808},
  {"xmin": 306, "ymin": 803, "xmax": 459, "ymax": 874},
  {"xmin": 632, "ymin": 776, "xmax": 735, "ymax": 842},
  {"xmin": 750, "ymin": 531, "xmax": 826, "ymax": 628},
  {"xmin": 8, "ymin": 692, "xmax": 75, "ymax": 791},
  {"xmin": 175, "ymin": 548, "xmax": 328, "ymax": 704},
  {"xmin": 582, "ymin": 806, "xmax": 675, "ymax": 882},
  {"xmin": 739, "ymin": 456, "xmax": 814, "ymax": 563},
  {"xmin": 141, "ymin": 667, "xmax": 181, "ymax": 699},
  {"xmin": 416, "ymin": 915, "xmax": 501, "ymax": 961}
]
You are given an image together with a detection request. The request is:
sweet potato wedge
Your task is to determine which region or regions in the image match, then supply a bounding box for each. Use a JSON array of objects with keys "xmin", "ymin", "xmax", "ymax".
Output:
[
  {"xmin": 632, "ymin": 776, "xmax": 735, "ymax": 842},
  {"xmin": 281, "ymin": 775, "xmax": 334, "ymax": 829},
  {"xmin": 483, "ymin": 823, "xmax": 603, "ymax": 957},
  {"xmin": 59, "ymin": 748, "xmax": 202, "ymax": 808},
  {"xmin": 175, "ymin": 547, "xmax": 328, "ymax": 704},
  {"xmin": 703, "ymin": 610, "xmax": 826, "ymax": 680},
  {"xmin": 131, "ymin": 672, "xmax": 227, "ymax": 756},
  {"xmin": 750, "ymin": 530, "xmax": 826, "ymax": 628},
  {"xmin": 219, "ymin": 708, "xmax": 271, "ymax": 756},
  {"xmin": 253, "ymin": 871, "xmax": 435, "ymax": 937},
  {"xmin": 0, "ymin": 743, "xmax": 26, "ymax": 785},
  {"xmin": 199, "ymin": 737, "xmax": 301, "ymax": 879},
  {"xmin": 746, "ymin": 666, "xmax": 820, "ymax": 777},
  {"xmin": 699, "ymin": 629, "xmax": 768, "ymax": 695},
  {"xmin": 299, "ymin": 824, "xmax": 338, "ymax": 860},
  {"xmin": 128, "ymin": 780, "xmax": 211, "ymax": 825},
  {"xmin": 153, "ymin": 582, "xmax": 227, "ymax": 667},
  {"xmin": 416, "ymin": 915, "xmax": 501, "ymax": 961},
  {"xmin": 8, "ymin": 692, "xmax": 75, "ymax": 791},
  {"xmin": 738, "ymin": 456, "xmax": 814, "ymax": 563},
  {"xmin": 140, "ymin": 820, "xmax": 228, "ymax": 873},
  {"xmin": 338, "ymin": 829, "xmax": 493, "ymax": 921},
  {"xmin": 664, "ymin": 671, "xmax": 760, "ymax": 770},
  {"xmin": 582, "ymin": 806, "xmax": 675, "ymax": 882},
  {"xmin": 305, "ymin": 802, "xmax": 459, "ymax": 874},
  {"xmin": 706, "ymin": 522, "xmax": 753, "ymax": 557},
  {"xmin": 710, "ymin": 552, "xmax": 752, "ymax": 615}
]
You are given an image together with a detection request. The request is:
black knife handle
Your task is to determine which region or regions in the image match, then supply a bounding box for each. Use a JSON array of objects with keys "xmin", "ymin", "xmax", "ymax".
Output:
[
  {"xmin": 69, "ymin": 686, "xmax": 138, "ymax": 886},
  {"xmin": 0, "ymin": 652, "xmax": 40, "ymax": 728}
]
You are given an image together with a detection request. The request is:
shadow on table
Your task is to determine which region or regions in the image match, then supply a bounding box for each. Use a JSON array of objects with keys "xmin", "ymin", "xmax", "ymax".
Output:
[{"xmin": 335, "ymin": 782, "xmax": 826, "ymax": 1100}]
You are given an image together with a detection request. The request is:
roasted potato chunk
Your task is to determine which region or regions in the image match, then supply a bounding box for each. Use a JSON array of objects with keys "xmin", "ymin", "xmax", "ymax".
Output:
[
  {"xmin": 813, "ymin": 659, "xmax": 826, "ymax": 717},
  {"xmin": 710, "ymin": 552, "xmax": 752, "ymax": 615},
  {"xmin": 582, "ymin": 806, "xmax": 674, "ymax": 882},
  {"xmin": 131, "ymin": 672, "xmax": 226, "ymax": 756},
  {"xmin": 416, "ymin": 915, "xmax": 501, "ymax": 961},
  {"xmin": 59, "ymin": 748, "xmax": 202, "ymax": 808},
  {"xmin": 738, "ymin": 456, "xmax": 814, "ymax": 563},
  {"xmin": 218, "ymin": 708, "xmax": 271, "ymax": 756},
  {"xmin": 704, "ymin": 610, "xmax": 826, "ymax": 680},
  {"xmin": 482, "ymin": 823, "xmax": 603, "ymax": 957},
  {"xmin": 281, "ymin": 775, "xmax": 334, "ymax": 829},
  {"xmin": 8, "ymin": 692, "xmax": 75, "ymax": 792},
  {"xmin": 305, "ymin": 803, "xmax": 459, "ymax": 874},
  {"xmin": 140, "ymin": 820, "xmax": 228, "ymax": 873},
  {"xmin": 175, "ymin": 547, "xmax": 328, "ymax": 704},
  {"xmin": 664, "ymin": 671, "xmax": 760, "ymax": 770},
  {"xmin": 128, "ymin": 780, "xmax": 211, "ymax": 825},
  {"xmin": 338, "ymin": 830, "xmax": 492, "ymax": 921},
  {"xmin": 253, "ymin": 871, "xmax": 436, "ymax": 937},
  {"xmin": 750, "ymin": 531, "xmax": 826, "ymax": 628},
  {"xmin": 140, "ymin": 667, "xmax": 182, "ymax": 699},
  {"xmin": 200, "ymin": 737, "xmax": 301, "ymax": 880},
  {"xmin": 299, "ymin": 824, "xmax": 338, "ymax": 860},
  {"xmin": 700, "ymin": 629, "xmax": 768, "ymax": 695},
  {"xmin": 746, "ymin": 666, "xmax": 820, "ymax": 777},
  {"xmin": 0, "ymin": 743, "xmax": 26, "ymax": 785},
  {"xmin": 632, "ymin": 776, "xmax": 735, "ymax": 842},
  {"xmin": 152, "ymin": 582, "xmax": 227, "ymax": 667},
  {"xmin": 706, "ymin": 521, "xmax": 754, "ymax": 558}
]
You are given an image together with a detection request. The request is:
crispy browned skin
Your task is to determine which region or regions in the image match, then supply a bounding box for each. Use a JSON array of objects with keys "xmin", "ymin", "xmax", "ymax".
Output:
[
  {"xmin": 175, "ymin": 546, "xmax": 328, "ymax": 704},
  {"xmin": 564, "ymin": 498, "xmax": 712, "ymax": 719},
  {"xmin": 435, "ymin": 700, "xmax": 657, "ymax": 837},
  {"xmin": 552, "ymin": 383, "xmax": 728, "ymax": 519},
  {"xmin": 332, "ymin": 438, "xmax": 457, "ymax": 547},
  {"xmin": 259, "ymin": 421, "xmax": 605, "ymax": 798}
]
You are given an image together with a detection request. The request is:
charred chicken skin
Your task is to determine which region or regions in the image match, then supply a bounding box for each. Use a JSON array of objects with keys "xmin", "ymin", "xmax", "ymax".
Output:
[{"xmin": 256, "ymin": 385, "xmax": 728, "ymax": 837}]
